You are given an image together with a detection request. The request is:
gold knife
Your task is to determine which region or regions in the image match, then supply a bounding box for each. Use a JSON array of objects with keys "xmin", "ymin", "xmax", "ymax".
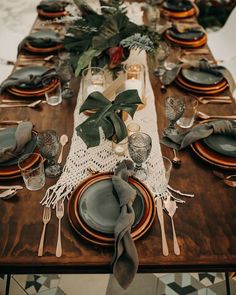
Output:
[{"xmin": 156, "ymin": 198, "xmax": 169, "ymax": 256}]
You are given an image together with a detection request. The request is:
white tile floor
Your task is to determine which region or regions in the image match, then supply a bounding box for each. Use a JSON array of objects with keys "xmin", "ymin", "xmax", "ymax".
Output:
[{"xmin": 1, "ymin": 273, "xmax": 235, "ymax": 295}]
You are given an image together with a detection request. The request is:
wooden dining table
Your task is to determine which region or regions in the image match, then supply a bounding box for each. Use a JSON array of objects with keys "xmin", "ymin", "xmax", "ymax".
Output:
[{"xmin": 0, "ymin": 1, "xmax": 236, "ymax": 288}]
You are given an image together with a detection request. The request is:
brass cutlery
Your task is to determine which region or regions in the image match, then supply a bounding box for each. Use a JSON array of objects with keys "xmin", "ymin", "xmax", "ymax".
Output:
[
  {"xmin": 38, "ymin": 206, "xmax": 51, "ymax": 257},
  {"xmin": 163, "ymin": 198, "xmax": 180, "ymax": 256},
  {"xmin": 56, "ymin": 199, "xmax": 64, "ymax": 257},
  {"xmin": 0, "ymin": 189, "xmax": 18, "ymax": 200},
  {"xmin": 0, "ymin": 120, "xmax": 22, "ymax": 125},
  {"xmin": 156, "ymin": 198, "xmax": 169, "ymax": 256},
  {"xmin": 0, "ymin": 185, "xmax": 23, "ymax": 190},
  {"xmin": 196, "ymin": 111, "xmax": 236, "ymax": 120},
  {"xmin": 196, "ymin": 96, "xmax": 232, "ymax": 104},
  {"xmin": 57, "ymin": 134, "xmax": 69, "ymax": 164},
  {"xmin": 0, "ymin": 100, "xmax": 42, "ymax": 109},
  {"xmin": 172, "ymin": 149, "xmax": 181, "ymax": 167}
]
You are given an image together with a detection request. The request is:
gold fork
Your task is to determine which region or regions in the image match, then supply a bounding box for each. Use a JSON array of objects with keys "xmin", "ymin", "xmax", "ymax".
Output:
[
  {"xmin": 38, "ymin": 206, "xmax": 51, "ymax": 257},
  {"xmin": 56, "ymin": 199, "xmax": 64, "ymax": 257}
]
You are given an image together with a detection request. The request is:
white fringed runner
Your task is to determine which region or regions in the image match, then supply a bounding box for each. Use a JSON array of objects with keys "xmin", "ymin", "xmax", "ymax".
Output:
[{"xmin": 41, "ymin": 2, "xmax": 168, "ymax": 207}]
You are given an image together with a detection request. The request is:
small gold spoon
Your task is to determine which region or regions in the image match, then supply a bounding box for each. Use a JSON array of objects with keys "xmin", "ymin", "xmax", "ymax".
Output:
[{"xmin": 196, "ymin": 111, "xmax": 236, "ymax": 120}]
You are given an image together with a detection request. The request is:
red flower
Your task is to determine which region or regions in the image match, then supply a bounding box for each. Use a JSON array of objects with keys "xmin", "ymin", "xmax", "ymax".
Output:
[{"xmin": 107, "ymin": 46, "xmax": 125, "ymax": 69}]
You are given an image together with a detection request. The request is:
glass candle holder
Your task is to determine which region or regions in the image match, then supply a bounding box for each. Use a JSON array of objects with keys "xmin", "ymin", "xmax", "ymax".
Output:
[
  {"xmin": 124, "ymin": 63, "xmax": 146, "ymax": 109},
  {"xmin": 112, "ymin": 137, "xmax": 128, "ymax": 156},
  {"xmin": 82, "ymin": 67, "xmax": 106, "ymax": 101},
  {"xmin": 127, "ymin": 121, "xmax": 141, "ymax": 136}
]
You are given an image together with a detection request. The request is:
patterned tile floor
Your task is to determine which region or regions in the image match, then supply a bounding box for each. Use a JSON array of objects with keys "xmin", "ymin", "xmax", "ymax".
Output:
[{"xmin": 0, "ymin": 273, "xmax": 235, "ymax": 295}]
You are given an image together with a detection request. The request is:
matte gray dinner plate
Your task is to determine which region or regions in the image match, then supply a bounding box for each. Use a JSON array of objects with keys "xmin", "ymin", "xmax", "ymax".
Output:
[
  {"xmin": 203, "ymin": 134, "xmax": 236, "ymax": 157},
  {"xmin": 163, "ymin": 0, "xmax": 193, "ymax": 12},
  {"xmin": 169, "ymin": 29, "xmax": 204, "ymax": 41},
  {"xmin": 28, "ymin": 30, "xmax": 62, "ymax": 48},
  {"xmin": 78, "ymin": 179, "xmax": 144, "ymax": 234},
  {"xmin": 182, "ymin": 68, "xmax": 224, "ymax": 86},
  {"xmin": 10, "ymin": 66, "xmax": 48, "ymax": 89},
  {"xmin": 0, "ymin": 128, "xmax": 37, "ymax": 167}
]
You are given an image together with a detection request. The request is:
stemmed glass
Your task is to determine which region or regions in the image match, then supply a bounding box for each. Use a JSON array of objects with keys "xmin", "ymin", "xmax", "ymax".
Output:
[
  {"xmin": 37, "ymin": 130, "xmax": 62, "ymax": 177},
  {"xmin": 164, "ymin": 96, "xmax": 185, "ymax": 136},
  {"xmin": 154, "ymin": 42, "xmax": 170, "ymax": 77},
  {"xmin": 128, "ymin": 132, "xmax": 152, "ymax": 181},
  {"xmin": 56, "ymin": 52, "xmax": 74, "ymax": 99}
]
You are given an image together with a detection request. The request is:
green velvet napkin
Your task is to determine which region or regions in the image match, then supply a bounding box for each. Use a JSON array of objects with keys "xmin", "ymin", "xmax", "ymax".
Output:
[
  {"xmin": 162, "ymin": 120, "xmax": 236, "ymax": 150},
  {"xmin": 0, "ymin": 122, "xmax": 33, "ymax": 163},
  {"xmin": 0, "ymin": 67, "xmax": 58, "ymax": 93},
  {"xmin": 112, "ymin": 160, "xmax": 139, "ymax": 290}
]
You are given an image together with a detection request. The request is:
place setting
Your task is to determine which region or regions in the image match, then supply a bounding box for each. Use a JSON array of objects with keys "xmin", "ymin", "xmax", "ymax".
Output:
[
  {"xmin": 162, "ymin": 95, "xmax": 236, "ymax": 172},
  {"xmin": 37, "ymin": 0, "xmax": 69, "ymax": 19},
  {"xmin": 160, "ymin": 0, "xmax": 197, "ymax": 19},
  {"xmin": 164, "ymin": 24, "xmax": 207, "ymax": 48},
  {"xmin": 18, "ymin": 29, "xmax": 64, "ymax": 55}
]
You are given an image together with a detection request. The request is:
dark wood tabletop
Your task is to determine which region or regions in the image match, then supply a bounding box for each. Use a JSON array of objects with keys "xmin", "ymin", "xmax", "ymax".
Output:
[{"xmin": 0, "ymin": 6, "xmax": 236, "ymax": 276}]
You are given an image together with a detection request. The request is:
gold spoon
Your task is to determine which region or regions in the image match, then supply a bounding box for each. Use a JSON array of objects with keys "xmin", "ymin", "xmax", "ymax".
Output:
[
  {"xmin": 57, "ymin": 134, "xmax": 69, "ymax": 164},
  {"xmin": 196, "ymin": 111, "xmax": 236, "ymax": 120}
]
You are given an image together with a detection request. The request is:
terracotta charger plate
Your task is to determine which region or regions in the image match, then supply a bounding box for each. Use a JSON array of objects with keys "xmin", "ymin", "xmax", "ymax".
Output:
[
  {"xmin": 164, "ymin": 32, "xmax": 207, "ymax": 48},
  {"xmin": 175, "ymin": 77, "xmax": 228, "ymax": 94},
  {"xmin": 8, "ymin": 79, "xmax": 60, "ymax": 98},
  {"xmin": 161, "ymin": 7, "xmax": 196, "ymax": 18},
  {"xmin": 67, "ymin": 172, "xmax": 156, "ymax": 246},
  {"xmin": 191, "ymin": 140, "xmax": 236, "ymax": 170},
  {"xmin": 24, "ymin": 42, "xmax": 63, "ymax": 54},
  {"xmin": 37, "ymin": 8, "xmax": 68, "ymax": 18},
  {"xmin": 9, "ymin": 79, "xmax": 59, "ymax": 95},
  {"xmin": 177, "ymin": 73, "xmax": 227, "ymax": 91}
]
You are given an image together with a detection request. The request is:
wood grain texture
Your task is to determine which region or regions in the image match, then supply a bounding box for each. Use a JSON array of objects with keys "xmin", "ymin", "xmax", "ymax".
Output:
[{"xmin": 0, "ymin": 6, "xmax": 236, "ymax": 275}]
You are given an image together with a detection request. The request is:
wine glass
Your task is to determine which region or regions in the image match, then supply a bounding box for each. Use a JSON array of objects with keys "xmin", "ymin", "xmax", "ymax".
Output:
[
  {"xmin": 164, "ymin": 96, "xmax": 185, "ymax": 136},
  {"xmin": 128, "ymin": 132, "xmax": 152, "ymax": 181},
  {"xmin": 56, "ymin": 53, "xmax": 74, "ymax": 99},
  {"xmin": 37, "ymin": 130, "xmax": 62, "ymax": 178},
  {"xmin": 154, "ymin": 42, "xmax": 170, "ymax": 77}
]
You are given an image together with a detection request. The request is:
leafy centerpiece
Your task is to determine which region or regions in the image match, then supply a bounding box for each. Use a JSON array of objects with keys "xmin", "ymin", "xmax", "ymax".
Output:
[
  {"xmin": 64, "ymin": 0, "xmax": 160, "ymax": 76},
  {"xmin": 76, "ymin": 89, "xmax": 142, "ymax": 147},
  {"xmin": 64, "ymin": 0, "xmax": 160, "ymax": 147}
]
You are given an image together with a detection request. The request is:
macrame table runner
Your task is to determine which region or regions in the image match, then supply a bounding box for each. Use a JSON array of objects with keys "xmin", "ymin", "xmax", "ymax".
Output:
[{"xmin": 41, "ymin": 2, "xmax": 167, "ymax": 207}]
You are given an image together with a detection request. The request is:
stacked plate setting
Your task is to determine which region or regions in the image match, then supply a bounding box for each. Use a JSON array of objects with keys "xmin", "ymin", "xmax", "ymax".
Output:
[
  {"xmin": 5, "ymin": 66, "xmax": 60, "ymax": 98},
  {"xmin": 161, "ymin": 0, "xmax": 196, "ymax": 19},
  {"xmin": 0, "ymin": 129, "xmax": 39, "ymax": 180},
  {"xmin": 191, "ymin": 132, "xmax": 236, "ymax": 170},
  {"xmin": 175, "ymin": 67, "xmax": 228, "ymax": 94},
  {"xmin": 164, "ymin": 27, "xmax": 207, "ymax": 48},
  {"xmin": 37, "ymin": 2, "xmax": 68, "ymax": 18},
  {"xmin": 22, "ymin": 30, "xmax": 63, "ymax": 54},
  {"xmin": 67, "ymin": 172, "xmax": 156, "ymax": 246}
]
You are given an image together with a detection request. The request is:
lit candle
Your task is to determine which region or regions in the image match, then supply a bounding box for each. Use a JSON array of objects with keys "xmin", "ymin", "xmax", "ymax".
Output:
[
  {"xmin": 124, "ymin": 78, "xmax": 142, "ymax": 98},
  {"xmin": 86, "ymin": 84, "xmax": 104, "ymax": 96}
]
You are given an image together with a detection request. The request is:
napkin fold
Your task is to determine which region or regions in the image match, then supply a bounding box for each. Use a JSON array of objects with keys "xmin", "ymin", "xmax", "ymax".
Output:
[
  {"xmin": 0, "ymin": 122, "xmax": 33, "ymax": 163},
  {"xmin": 112, "ymin": 160, "xmax": 139, "ymax": 290},
  {"xmin": 162, "ymin": 120, "xmax": 236, "ymax": 150},
  {"xmin": 159, "ymin": 58, "xmax": 236, "ymax": 92},
  {"xmin": 37, "ymin": 1, "xmax": 68, "ymax": 13},
  {"xmin": 0, "ymin": 67, "xmax": 58, "ymax": 93}
]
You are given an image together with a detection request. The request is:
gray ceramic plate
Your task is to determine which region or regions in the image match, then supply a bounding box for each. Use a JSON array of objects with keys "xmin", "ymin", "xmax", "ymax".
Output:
[
  {"xmin": 0, "ymin": 128, "xmax": 37, "ymax": 167},
  {"xmin": 163, "ymin": 0, "xmax": 193, "ymax": 12},
  {"xmin": 29, "ymin": 30, "xmax": 62, "ymax": 48},
  {"xmin": 10, "ymin": 66, "xmax": 48, "ymax": 89},
  {"xmin": 78, "ymin": 178, "xmax": 144, "ymax": 234},
  {"xmin": 203, "ymin": 134, "xmax": 236, "ymax": 157},
  {"xmin": 182, "ymin": 68, "xmax": 224, "ymax": 86}
]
